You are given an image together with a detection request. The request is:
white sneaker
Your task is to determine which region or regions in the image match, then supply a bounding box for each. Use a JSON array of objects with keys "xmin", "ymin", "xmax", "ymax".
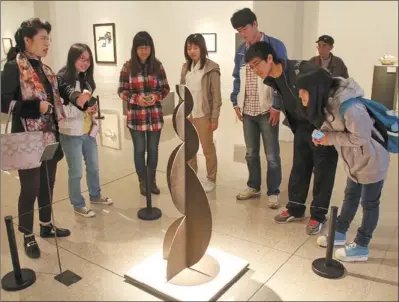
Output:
[
  {"xmin": 203, "ymin": 180, "xmax": 216, "ymax": 193},
  {"xmin": 74, "ymin": 206, "xmax": 96, "ymax": 218},
  {"xmin": 268, "ymin": 195, "xmax": 280, "ymax": 209}
]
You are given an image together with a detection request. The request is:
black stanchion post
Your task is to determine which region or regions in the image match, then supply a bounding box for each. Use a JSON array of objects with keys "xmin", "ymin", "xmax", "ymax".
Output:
[
  {"xmin": 312, "ymin": 206, "xmax": 345, "ymax": 279},
  {"xmin": 95, "ymin": 95, "xmax": 105, "ymax": 120},
  {"xmin": 137, "ymin": 131, "xmax": 162, "ymax": 221},
  {"xmin": 1, "ymin": 216, "xmax": 36, "ymax": 291}
]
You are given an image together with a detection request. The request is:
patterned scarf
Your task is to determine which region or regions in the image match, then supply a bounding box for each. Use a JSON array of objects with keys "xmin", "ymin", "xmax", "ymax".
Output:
[{"xmin": 16, "ymin": 52, "xmax": 65, "ymax": 144}]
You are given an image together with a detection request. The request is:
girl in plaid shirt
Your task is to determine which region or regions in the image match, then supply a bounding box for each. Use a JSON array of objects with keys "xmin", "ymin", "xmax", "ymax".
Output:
[{"xmin": 118, "ymin": 31, "xmax": 170, "ymax": 196}]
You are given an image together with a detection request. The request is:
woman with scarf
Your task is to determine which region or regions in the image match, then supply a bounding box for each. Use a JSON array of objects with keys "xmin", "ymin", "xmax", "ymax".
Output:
[
  {"xmin": 296, "ymin": 68, "xmax": 390, "ymax": 262},
  {"xmin": 118, "ymin": 31, "xmax": 170, "ymax": 196},
  {"xmin": 1, "ymin": 18, "xmax": 71, "ymax": 259}
]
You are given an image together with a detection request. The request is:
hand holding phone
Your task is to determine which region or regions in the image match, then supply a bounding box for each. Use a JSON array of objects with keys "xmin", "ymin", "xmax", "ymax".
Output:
[{"xmin": 312, "ymin": 130, "xmax": 325, "ymax": 140}]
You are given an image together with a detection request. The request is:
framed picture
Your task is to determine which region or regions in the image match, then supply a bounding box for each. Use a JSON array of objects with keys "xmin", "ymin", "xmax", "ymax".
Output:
[
  {"xmin": 93, "ymin": 23, "xmax": 117, "ymax": 64},
  {"xmin": 201, "ymin": 33, "xmax": 217, "ymax": 53},
  {"xmin": 99, "ymin": 109, "xmax": 122, "ymax": 150},
  {"xmin": 2, "ymin": 38, "xmax": 13, "ymax": 56}
]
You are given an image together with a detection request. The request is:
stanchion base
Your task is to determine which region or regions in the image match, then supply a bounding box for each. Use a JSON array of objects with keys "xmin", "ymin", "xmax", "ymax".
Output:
[
  {"xmin": 95, "ymin": 116, "xmax": 105, "ymax": 120},
  {"xmin": 312, "ymin": 258, "xmax": 345, "ymax": 279},
  {"xmin": 54, "ymin": 270, "xmax": 82, "ymax": 286},
  {"xmin": 1, "ymin": 268, "xmax": 36, "ymax": 291},
  {"xmin": 137, "ymin": 207, "xmax": 162, "ymax": 221}
]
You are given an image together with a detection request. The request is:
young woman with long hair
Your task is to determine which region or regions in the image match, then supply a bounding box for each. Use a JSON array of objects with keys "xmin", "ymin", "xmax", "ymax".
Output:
[
  {"xmin": 180, "ymin": 33, "xmax": 222, "ymax": 193},
  {"xmin": 57, "ymin": 43, "xmax": 113, "ymax": 218},
  {"xmin": 1, "ymin": 18, "xmax": 71, "ymax": 259},
  {"xmin": 117, "ymin": 31, "xmax": 170, "ymax": 196},
  {"xmin": 296, "ymin": 68, "xmax": 390, "ymax": 262}
]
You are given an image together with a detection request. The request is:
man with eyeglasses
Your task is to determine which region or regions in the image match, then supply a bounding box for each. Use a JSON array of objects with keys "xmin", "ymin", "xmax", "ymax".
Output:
[
  {"xmin": 310, "ymin": 35, "xmax": 349, "ymax": 78},
  {"xmin": 230, "ymin": 8, "xmax": 287, "ymax": 208},
  {"xmin": 244, "ymin": 41, "xmax": 339, "ymax": 236}
]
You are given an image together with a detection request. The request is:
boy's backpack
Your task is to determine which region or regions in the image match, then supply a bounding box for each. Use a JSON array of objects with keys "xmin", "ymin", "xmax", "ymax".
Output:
[{"xmin": 339, "ymin": 97, "xmax": 399, "ymax": 154}]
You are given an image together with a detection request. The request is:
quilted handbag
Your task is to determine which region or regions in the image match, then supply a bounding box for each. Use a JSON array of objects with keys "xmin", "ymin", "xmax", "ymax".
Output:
[{"xmin": 1, "ymin": 101, "xmax": 45, "ymax": 171}]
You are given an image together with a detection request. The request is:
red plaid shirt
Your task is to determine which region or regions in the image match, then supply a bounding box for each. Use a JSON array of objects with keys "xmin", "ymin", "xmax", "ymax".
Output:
[{"xmin": 118, "ymin": 60, "xmax": 170, "ymax": 131}]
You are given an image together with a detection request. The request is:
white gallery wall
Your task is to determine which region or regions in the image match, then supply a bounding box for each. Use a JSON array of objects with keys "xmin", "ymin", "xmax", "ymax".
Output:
[
  {"xmin": 1, "ymin": 1, "xmax": 398, "ymax": 105},
  {"xmin": 314, "ymin": 1, "xmax": 398, "ymax": 98}
]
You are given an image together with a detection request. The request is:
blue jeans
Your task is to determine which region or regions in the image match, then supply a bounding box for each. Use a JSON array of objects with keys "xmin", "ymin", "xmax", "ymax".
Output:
[
  {"xmin": 243, "ymin": 113, "xmax": 281, "ymax": 195},
  {"xmin": 336, "ymin": 178, "xmax": 384, "ymax": 247},
  {"xmin": 129, "ymin": 129, "xmax": 161, "ymax": 173},
  {"xmin": 60, "ymin": 134, "xmax": 101, "ymax": 208}
]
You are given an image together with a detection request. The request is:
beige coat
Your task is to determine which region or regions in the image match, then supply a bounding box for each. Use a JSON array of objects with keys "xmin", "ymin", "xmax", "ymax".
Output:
[
  {"xmin": 180, "ymin": 59, "xmax": 222, "ymax": 121},
  {"xmin": 321, "ymin": 78, "xmax": 390, "ymax": 184}
]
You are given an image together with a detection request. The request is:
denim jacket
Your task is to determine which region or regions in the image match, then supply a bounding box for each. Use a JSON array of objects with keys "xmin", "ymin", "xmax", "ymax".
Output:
[{"xmin": 230, "ymin": 33, "xmax": 288, "ymax": 109}]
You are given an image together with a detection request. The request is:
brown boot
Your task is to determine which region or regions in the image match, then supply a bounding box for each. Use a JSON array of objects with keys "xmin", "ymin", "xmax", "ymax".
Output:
[{"xmin": 137, "ymin": 171, "xmax": 146, "ymax": 196}]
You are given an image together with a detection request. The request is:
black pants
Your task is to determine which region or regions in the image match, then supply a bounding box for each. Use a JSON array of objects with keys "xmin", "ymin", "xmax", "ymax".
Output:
[
  {"xmin": 287, "ymin": 126, "xmax": 338, "ymax": 222},
  {"xmin": 17, "ymin": 158, "xmax": 58, "ymax": 234}
]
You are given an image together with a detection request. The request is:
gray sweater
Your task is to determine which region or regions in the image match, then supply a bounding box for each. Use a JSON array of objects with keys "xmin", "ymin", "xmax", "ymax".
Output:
[{"xmin": 321, "ymin": 78, "xmax": 390, "ymax": 184}]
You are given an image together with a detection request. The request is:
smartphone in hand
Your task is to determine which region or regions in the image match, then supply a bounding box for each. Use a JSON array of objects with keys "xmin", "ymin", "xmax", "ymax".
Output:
[{"xmin": 312, "ymin": 130, "xmax": 325, "ymax": 140}]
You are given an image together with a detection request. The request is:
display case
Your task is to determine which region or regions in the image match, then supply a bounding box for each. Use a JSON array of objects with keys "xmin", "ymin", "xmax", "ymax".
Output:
[{"xmin": 371, "ymin": 65, "xmax": 398, "ymax": 110}]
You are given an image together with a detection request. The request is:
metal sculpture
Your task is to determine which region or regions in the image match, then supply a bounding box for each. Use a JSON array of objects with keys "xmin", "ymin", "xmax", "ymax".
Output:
[{"xmin": 163, "ymin": 85, "xmax": 213, "ymax": 281}]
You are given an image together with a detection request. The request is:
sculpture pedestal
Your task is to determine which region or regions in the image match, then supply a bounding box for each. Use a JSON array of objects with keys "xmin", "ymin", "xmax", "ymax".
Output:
[{"xmin": 124, "ymin": 248, "xmax": 248, "ymax": 301}]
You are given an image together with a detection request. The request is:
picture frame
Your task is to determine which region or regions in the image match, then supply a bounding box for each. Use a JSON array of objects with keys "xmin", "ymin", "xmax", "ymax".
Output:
[
  {"xmin": 93, "ymin": 23, "xmax": 117, "ymax": 64},
  {"xmin": 201, "ymin": 33, "xmax": 217, "ymax": 53},
  {"xmin": 99, "ymin": 109, "xmax": 122, "ymax": 150},
  {"xmin": 2, "ymin": 38, "xmax": 13, "ymax": 56}
]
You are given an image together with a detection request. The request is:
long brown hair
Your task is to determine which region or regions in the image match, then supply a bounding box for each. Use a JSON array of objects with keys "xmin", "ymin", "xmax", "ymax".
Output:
[
  {"xmin": 130, "ymin": 31, "xmax": 161, "ymax": 76},
  {"xmin": 184, "ymin": 33, "xmax": 208, "ymax": 71}
]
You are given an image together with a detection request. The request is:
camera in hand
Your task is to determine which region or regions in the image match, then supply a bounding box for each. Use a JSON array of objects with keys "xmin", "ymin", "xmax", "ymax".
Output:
[{"xmin": 87, "ymin": 96, "xmax": 97, "ymax": 107}]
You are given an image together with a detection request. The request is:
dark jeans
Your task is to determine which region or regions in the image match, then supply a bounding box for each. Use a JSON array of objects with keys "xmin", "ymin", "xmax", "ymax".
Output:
[
  {"xmin": 243, "ymin": 113, "xmax": 281, "ymax": 195},
  {"xmin": 129, "ymin": 129, "xmax": 161, "ymax": 173},
  {"xmin": 336, "ymin": 178, "xmax": 384, "ymax": 247},
  {"xmin": 287, "ymin": 126, "xmax": 338, "ymax": 222},
  {"xmin": 17, "ymin": 158, "xmax": 58, "ymax": 234}
]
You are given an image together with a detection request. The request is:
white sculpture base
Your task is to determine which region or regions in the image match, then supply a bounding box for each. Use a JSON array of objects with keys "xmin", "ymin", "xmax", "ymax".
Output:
[{"xmin": 124, "ymin": 248, "xmax": 249, "ymax": 301}]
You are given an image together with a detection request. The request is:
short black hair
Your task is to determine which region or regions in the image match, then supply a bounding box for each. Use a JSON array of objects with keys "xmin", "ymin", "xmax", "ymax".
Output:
[
  {"xmin": 245, "ymin": 41, "xmax": 281, "ymax": 64},
  {"xmin": 231, "ymin": 8, "xmax": 257, "ymax": 29}
]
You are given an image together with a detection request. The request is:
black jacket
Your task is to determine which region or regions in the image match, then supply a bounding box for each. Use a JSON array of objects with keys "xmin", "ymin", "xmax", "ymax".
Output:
[
  {"xmin": 2, "ymin": 59, "xmax": 48, "ymax": 133},
  {"xmin": 266, "ymin": 59, "xmax": 317, "ymax": 133},
  {"xmin": 1, "ymin": 58, "xmax": 64, "ymax": 161},
  {"xmin": 56, "ymin": 67, "xmax": 96, "ymax": 111}
]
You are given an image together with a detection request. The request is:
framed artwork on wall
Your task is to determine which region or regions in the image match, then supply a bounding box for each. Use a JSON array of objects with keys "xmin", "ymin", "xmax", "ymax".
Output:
[
  {"xmin": 93, "ymin": 23, "xmax": 117, "ymax": 64},
  {"xmin": 201, "ymin": 33, "xmax": 217, "ymax": 53},
  {"xmin": 2, "ymin": 38, "xmax": 13, "ymax": 56},
  {"xmin": 99, "ymin": 109, "xmax": 122, "ymax": 150}
]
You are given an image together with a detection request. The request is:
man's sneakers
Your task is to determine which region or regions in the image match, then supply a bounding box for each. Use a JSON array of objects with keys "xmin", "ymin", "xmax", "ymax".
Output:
[
  {"xmin": 236, "ymin": 187, "xmax": 261, "ymax": 200},
  {"xmin": 274, "ymin": 210, "xmax": 305, "ymax": 223},
  {"xmin": 306, "ymin": 219, "xmax": 326, "ymax": 235},
  {"xmin": 268, "ymin": 195, "xmax": 280, "ymax": 209}
]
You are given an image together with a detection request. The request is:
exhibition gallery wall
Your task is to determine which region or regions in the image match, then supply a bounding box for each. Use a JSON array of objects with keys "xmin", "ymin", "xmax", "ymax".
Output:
[{"xmin": 1, "ymin": 0, "xmax": 398, "ymax": 112}]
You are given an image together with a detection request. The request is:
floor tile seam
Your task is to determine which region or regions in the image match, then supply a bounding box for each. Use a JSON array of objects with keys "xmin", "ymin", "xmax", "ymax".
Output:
[{"xmin": 247, "ymin": 231, "xmax": 313, "ymax": 301}]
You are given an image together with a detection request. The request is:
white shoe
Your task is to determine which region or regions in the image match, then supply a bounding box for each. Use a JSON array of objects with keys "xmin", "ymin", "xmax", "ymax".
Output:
[
  {"xmin": 268, "ymin": 195, "xmax": 280, "ymax": 209},
  {"xmin": 74, "ymin": 206, "xmax": 96, "ymax": 218},
  {"xmin": 203, "ymin": 180, "xmax": 216, "ymax": 193}
]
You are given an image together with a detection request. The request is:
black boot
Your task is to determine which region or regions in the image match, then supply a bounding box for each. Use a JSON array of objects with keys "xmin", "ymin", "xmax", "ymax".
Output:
[
  {"xmin": 151, "ymin": 169, "xmax": 160, "ymax": 195},
  {"xmin": 137, "ymin": 171, "xmax": 146, "ymax": 196},
  {"xmin": 40, "ymin": 223, "xmax": 71, "ymax": 238},
  {"xmin": 24, "ymin": 234, "xmax": 40, "ymax": 259}
]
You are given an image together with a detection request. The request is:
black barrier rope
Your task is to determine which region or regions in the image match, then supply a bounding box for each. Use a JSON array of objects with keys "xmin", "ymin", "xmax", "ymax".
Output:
[
  {"xmin": 137, "ymin": 131, "xmax": 162, "ymax": 221},
  {"xmin": 312, "ymin": 206, "xmax": 345, "ymax": 279}
]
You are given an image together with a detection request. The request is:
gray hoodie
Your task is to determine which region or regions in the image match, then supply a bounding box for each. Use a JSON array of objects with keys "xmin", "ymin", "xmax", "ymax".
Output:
[{"xmin": 321, "ymin": 78, "xmax": 390, "ymax": 184}]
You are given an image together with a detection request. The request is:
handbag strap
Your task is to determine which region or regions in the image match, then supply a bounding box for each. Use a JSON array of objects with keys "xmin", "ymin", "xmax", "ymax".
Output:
[
  {"xmin": 4, "ymin": 101, "xmax": 16, "ymax": 134},
  {"xmin": 4, "ymin": 101, "xmax": 29, "ymax": 133}
]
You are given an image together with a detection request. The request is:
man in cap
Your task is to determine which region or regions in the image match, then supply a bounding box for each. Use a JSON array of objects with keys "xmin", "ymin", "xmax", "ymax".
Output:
[{"xmin": 310, "ymin": 35, "xmax": 349, "ymax": 78}]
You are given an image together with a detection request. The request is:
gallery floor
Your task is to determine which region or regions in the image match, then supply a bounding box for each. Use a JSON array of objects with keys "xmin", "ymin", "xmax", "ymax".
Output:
[{"xmin": 1, "ymin": 101, "xmax": 398, "ymax": 301}]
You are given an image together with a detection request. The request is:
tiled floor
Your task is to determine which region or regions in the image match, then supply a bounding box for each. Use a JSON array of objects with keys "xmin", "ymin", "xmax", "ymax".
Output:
[{"xmin": 1, "ymin": 102, "xmax": 398, "ymax": 301}]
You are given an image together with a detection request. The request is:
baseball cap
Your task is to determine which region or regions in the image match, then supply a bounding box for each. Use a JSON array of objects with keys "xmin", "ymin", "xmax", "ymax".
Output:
[{"xmin": 316, "ymin": 35, "xmax": 334, "ymax": 45}]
